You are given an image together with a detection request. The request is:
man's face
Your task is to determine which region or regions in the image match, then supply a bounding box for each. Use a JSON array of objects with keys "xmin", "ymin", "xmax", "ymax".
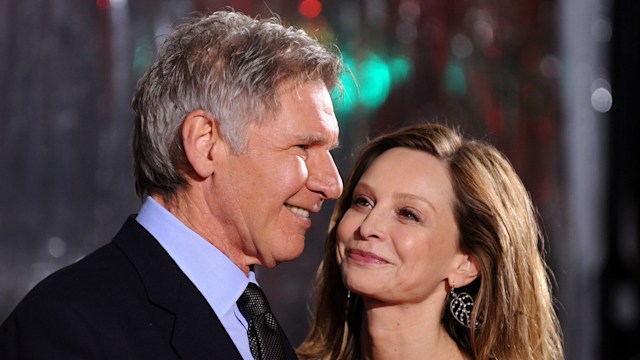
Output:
[{"xmin": 213, "ymin": 79, "xmax": 342, "ymax": 269}]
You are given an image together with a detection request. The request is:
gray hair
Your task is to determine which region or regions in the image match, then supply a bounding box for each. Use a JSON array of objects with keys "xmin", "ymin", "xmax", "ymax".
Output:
[{"xmin": 131, "ymin": 10, "xmax": 343, "ymax": 199}]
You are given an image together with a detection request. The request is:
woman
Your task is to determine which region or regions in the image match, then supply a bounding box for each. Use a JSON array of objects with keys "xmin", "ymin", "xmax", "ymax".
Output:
[{"xmin": 298, "ymin": 123, "xmax": 564, "ymax": 359}]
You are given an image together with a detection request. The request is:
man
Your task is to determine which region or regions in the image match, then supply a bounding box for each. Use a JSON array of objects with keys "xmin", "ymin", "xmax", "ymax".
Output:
[{"xmin": 0, "ymin": 10, "xmax": 343, "ymax": 359}]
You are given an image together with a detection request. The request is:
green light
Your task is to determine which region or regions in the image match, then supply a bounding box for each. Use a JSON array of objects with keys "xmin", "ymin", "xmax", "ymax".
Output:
[
  {"xmin": 332, "ymin": 48, "xmax": 413, "ymax": 117},
  {"xmin": 133, "ymin": 37, "xmax": 154, "ymax": 77},
  {"xmin": 359, "ymin": 52, "xmax": 391, "ymax": 110},
  {"xmin": 444, "ymin": 60, "xmax": 467, "ymax": 97},
  {"xmin": 333, "ymin": 54, "xmax": 358, "ymax": 116},
  {"xmin": 388, "ymin": 56, "xmax": 412, "ymax": 85}
]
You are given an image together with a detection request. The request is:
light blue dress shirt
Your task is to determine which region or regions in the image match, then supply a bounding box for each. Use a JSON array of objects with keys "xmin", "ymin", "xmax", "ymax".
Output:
[{"xmin": 136, "ymin": 196, "xmax": 255, "ymax": 360}]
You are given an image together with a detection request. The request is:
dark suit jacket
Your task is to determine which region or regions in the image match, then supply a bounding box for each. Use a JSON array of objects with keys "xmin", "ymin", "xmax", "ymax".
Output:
[{"xmin": 0, "ymin": 216, "xmax": 298, "ymax": 359}]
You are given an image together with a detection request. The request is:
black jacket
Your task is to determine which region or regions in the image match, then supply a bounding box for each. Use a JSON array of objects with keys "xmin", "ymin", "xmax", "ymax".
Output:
[{"xmin": 0, "ymin": 216, "xmax": 298, "ymax": 359}]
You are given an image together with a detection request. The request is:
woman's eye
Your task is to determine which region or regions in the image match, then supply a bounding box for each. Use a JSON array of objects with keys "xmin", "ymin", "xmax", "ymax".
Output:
[
  {"xmin": 398, "ymin": 208, "xmax": 420, "ymax": 222},
  {"xmin": 352, "ymin": 196, "xmax": 372, "ymax": 208}
]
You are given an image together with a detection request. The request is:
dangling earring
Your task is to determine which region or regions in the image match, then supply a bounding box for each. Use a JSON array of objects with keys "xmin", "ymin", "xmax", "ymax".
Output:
[
  {"xmin": 345, "ymin": 290, "xmax": 351, "ymax": 316},
  {"xmin": 449, "ymin": 287, "xmax": 481, "ymax": 329}
]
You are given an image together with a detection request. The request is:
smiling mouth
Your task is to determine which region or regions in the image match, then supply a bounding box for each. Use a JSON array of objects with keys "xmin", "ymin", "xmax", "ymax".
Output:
[
  {"xmin": 285, "ymin": 204, "xmax": 310, "ymax": 219},
  {"xmin": 347, "ymin": 249, "xmax": 389, "ymax": 264}
]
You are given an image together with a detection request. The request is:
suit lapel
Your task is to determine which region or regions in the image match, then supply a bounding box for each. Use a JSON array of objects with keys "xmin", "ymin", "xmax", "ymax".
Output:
[
  {"xmin": 171, "ymin": 277, "xmax": 243, "ymax": 358},
  {"xmin": 113, "ymin": 216, "xmax": 243, "ymax": 360},
  {"xmin": 280, "ymin": 324, "xmax": 299, "ymax": 360}
]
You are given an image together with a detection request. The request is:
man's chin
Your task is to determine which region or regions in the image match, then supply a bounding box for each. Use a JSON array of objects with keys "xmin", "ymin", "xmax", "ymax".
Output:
[
  {"xmin": 256, "ymin": 233, "xmax": 306, "ymax": 268},
  {"xmin": 272, "ymin": 238, "xmax": 306, "ymax": 266}
]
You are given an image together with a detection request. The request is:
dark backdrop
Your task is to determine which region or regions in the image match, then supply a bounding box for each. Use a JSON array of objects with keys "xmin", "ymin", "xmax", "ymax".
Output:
[{"xmin": 1, "ymin": 1, "xmax": 637, "ymax": 359}]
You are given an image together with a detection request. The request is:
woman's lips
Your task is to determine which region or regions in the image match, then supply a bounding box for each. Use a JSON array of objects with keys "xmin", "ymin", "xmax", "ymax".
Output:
[{"xmin": 347, "ymin": 249, "xmax": 389, "ymax": 264}]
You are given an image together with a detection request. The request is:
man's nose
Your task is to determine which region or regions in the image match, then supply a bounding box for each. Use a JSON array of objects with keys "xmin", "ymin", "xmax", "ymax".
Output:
[{"xmin": 307, "ymin": 151, "xmax": 343, "ymax": 200}]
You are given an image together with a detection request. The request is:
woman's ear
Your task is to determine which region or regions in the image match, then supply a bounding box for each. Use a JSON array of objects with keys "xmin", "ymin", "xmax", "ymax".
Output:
[
  {"xmin": 449, "ymin": 254, "xmax": 480, "ymax": 288},
  {"xmin": 182, "ymin": 109, "xmax": 220, "ymax": 178}
]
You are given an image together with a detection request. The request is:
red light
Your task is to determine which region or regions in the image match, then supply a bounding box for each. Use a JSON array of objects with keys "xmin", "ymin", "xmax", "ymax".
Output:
[
  {"xmin": 96, "ymin": 0, "xmax": 109, "ymax": 11},
  {"xmin": 298, "ymin": 0, "xmax": 322, "ymax": 19}
]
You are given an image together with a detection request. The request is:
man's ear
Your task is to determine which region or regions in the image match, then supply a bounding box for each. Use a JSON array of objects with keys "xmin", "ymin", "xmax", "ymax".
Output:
[
  {"xmin": 182, "ymin": 110, "xmax": 220, "ymax": 178},
  {"xmin": 448, "ymin": 254, "xmax": 480, "ymax": 288}
]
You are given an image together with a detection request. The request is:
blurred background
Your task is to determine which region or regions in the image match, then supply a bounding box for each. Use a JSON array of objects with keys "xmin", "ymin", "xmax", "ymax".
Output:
[{"xmin": 0, "ymin": 0, "xmax": 638, "ymax": 359}]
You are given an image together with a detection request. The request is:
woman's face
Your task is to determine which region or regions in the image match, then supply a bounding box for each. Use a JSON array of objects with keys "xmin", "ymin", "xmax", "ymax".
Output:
[{"xmin": 336, "ymin": 147, "xmax": 465, "ymax": 305}]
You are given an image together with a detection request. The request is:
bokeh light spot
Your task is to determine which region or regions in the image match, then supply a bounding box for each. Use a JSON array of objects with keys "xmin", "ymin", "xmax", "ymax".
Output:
[
  {"xmin": 299, "ymin": 0, "xmax": 322, "ymax": 19},
  {"xmin": 591, "ymin": 87, "xmax": 612, "ymax": 113}
]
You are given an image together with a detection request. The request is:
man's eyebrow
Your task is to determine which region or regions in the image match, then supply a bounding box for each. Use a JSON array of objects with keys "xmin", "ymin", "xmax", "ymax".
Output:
[{"xmin": 296, "ymin": 134, "xmax": 340, "ymax": 149}]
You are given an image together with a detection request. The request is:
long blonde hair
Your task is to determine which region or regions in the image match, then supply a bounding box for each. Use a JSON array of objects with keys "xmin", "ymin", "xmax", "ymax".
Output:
[{"xmin": 297, "ymin": 123, "xmax": 563, "ymax": 360}]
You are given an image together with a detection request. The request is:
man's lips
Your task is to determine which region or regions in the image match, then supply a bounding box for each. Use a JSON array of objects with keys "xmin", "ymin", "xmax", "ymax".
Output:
[
  {"xmin": 347, "ymin": 249, "xmax": 389, "ymax": 264},
  {"xmin": 285, "ymin": 204, "xmax": 310, "ymax": 218}
]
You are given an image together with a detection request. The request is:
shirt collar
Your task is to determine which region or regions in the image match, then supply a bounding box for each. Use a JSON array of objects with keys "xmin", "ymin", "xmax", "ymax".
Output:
[{"xmin": 135, "ymin": 196, "xmax": 254, "ymax": 317}]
